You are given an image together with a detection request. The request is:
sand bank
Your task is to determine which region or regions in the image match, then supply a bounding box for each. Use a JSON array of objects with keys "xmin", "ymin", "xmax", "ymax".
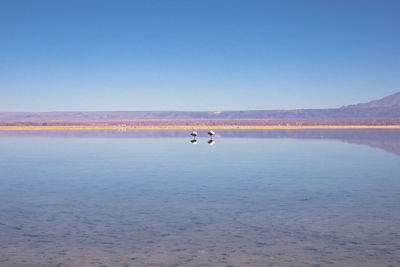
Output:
[{"xmin": 1, "ymin": 125, "xmax": 400, "ymax": 130}]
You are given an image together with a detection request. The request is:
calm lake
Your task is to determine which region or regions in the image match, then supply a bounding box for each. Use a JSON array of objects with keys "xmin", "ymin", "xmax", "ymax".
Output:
[{"xmin": 0, "ymin": 130, "xmax": 399, "ymax": 266}]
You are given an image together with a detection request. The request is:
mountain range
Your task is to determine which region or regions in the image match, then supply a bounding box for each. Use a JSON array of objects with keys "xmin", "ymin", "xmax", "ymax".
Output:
[{"xmin": 1, "ymin": 92, "xmax": 399, "ymax": 122}]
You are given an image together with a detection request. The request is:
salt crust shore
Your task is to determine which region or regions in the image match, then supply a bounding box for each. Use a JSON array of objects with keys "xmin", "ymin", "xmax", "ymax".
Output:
[{"xmin": 1, "ymin": 125, "xmax": 400, "ymax": 130}]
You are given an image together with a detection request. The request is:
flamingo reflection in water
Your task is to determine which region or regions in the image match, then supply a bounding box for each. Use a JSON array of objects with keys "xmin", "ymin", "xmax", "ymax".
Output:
[{"xmin": 190, "ymin": 139, "xmax": 198, "ymax": 144}]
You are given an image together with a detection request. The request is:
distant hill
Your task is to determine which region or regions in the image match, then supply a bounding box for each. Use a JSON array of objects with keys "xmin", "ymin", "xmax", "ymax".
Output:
[
  {"xmin": 341, "ymin": 91, "xmax": 400, "ymax": 109},
  {"xmin": 334, "ymin": 92, "xmax": 400, "ymax": 118},
  {"xmin": 0, "ymin": 91, "xmax": 399, "ymax": 122}
]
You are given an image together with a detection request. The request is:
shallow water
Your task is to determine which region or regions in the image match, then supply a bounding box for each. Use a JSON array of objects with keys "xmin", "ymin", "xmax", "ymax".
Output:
[{"xmin": 0, "ymin": 130, "xmax": 400, "ymax": 266}]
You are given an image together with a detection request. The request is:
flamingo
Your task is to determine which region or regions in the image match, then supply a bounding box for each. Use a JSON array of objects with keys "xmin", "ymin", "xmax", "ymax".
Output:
[{"xmin": 190, "ymin": 131, "xmax": 198, "ymax": 138}]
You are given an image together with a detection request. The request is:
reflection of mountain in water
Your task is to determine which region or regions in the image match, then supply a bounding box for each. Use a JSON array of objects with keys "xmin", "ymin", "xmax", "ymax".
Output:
[
  {"xmin": 1, "ymin": 129, "xmax": 399, "ymax": 156},
  {"xmin": 220, "ymin": 129, "xmax": 400, "ymax": 156}
]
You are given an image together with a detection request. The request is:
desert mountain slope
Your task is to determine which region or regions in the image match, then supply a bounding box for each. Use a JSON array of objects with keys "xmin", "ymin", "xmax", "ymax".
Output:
[
  {"xmin": 0, "ymin": 92, "xmax": 399, "ymax": 121},
  {"xmin": 341, "ymin": 92, "xmax": 400, "ymax": 109}
]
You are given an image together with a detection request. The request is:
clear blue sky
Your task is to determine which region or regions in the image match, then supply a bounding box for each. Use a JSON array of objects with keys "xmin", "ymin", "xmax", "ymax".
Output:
[{"xmin": 1, "ymin": 0, "xmax": 399, "ymax": 111}]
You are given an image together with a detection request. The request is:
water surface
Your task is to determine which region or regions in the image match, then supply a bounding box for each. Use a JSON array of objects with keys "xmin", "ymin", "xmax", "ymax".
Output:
[{"xmin": 0, "ymin": 130, "xmax": 399, "ymax": 266}]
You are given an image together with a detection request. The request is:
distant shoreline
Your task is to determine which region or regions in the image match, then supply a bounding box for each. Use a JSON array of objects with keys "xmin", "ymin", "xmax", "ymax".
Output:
[{"xmin": 1, "ymin": 125, "xmax": 400, "ymax": 130}]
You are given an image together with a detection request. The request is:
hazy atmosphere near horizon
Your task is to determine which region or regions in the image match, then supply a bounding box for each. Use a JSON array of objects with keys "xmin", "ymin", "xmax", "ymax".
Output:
[{"xmin": 1, "ymin": 0, "xmax": 399, "ymax": 111}]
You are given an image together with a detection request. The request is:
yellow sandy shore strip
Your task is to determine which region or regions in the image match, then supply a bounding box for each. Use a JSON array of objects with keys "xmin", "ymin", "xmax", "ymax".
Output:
[{"xmin": 1, "ymin": 125, "xmax": 400, "ymax": 130}]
